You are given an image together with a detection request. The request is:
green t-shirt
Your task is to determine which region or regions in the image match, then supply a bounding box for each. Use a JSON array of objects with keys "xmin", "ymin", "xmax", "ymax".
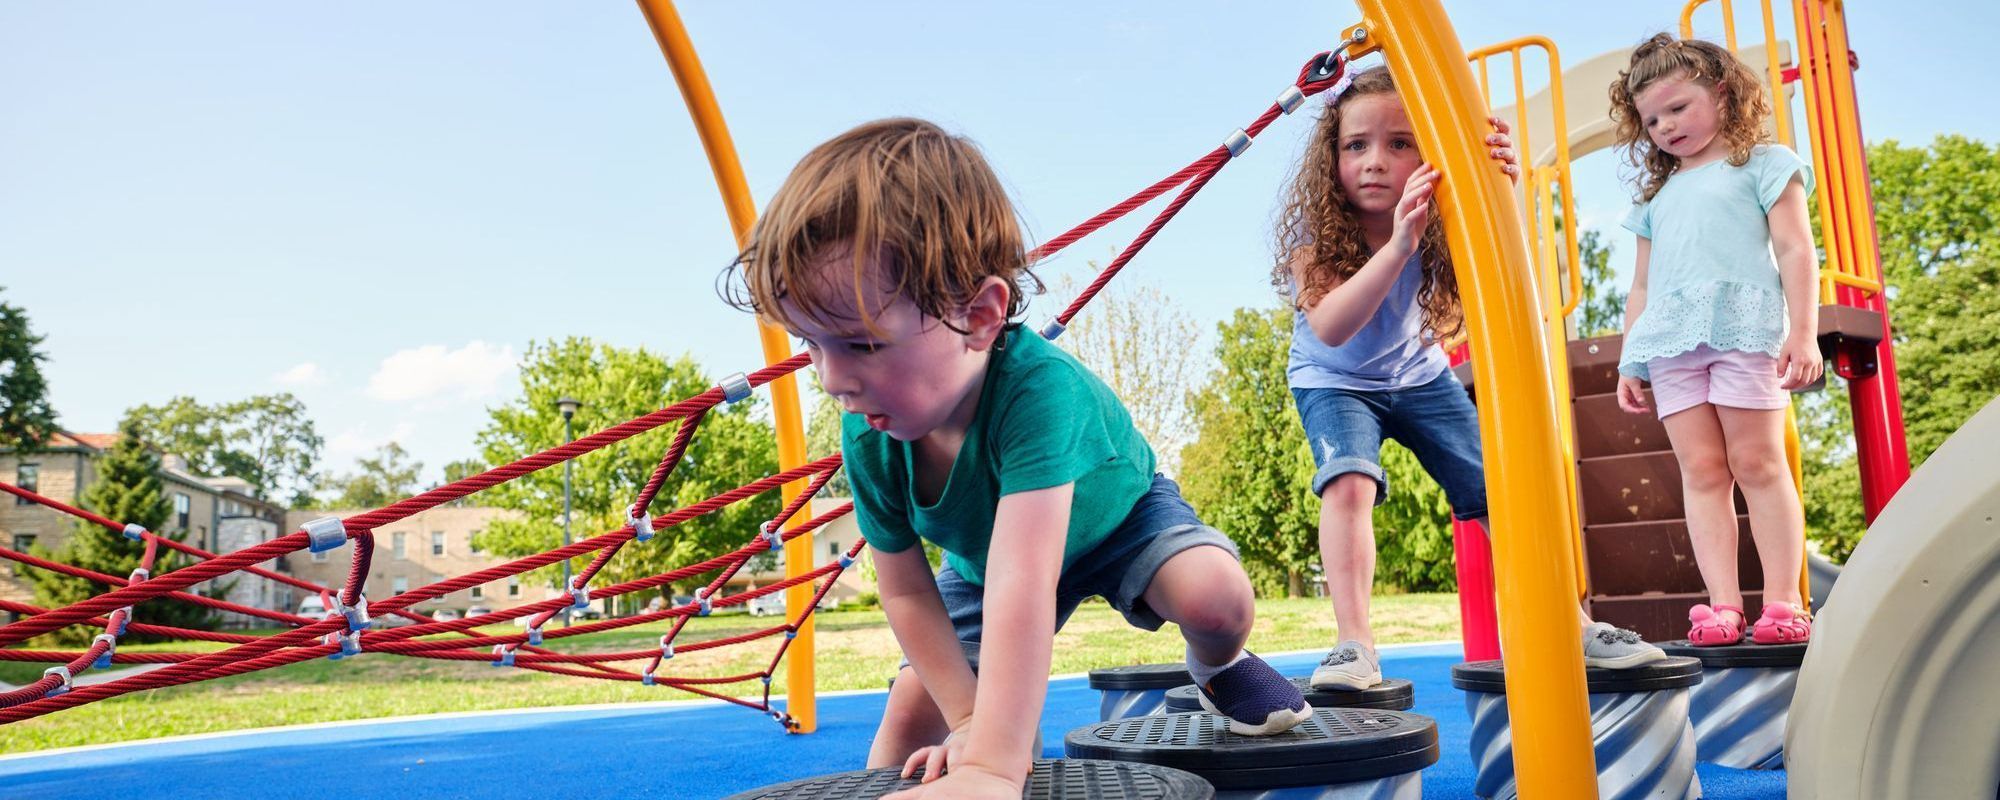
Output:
[{"xmin": 842, "ymin": 325, "xmax": 1155, "ymax": 585}]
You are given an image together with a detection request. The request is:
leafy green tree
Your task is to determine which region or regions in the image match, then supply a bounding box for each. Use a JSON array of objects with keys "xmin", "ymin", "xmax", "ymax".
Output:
[
  {"xmin": 28, "ymin": 421, "xmax": 219, "ymax": 644},
  {"xmin": 1572, "ymin": 229, "xmax": 1626, "ymax": 338},
  {"xmin": 1053, "ymin": 277, "xmax": 1206, "ymax": 476},
  {"xmin": 121, "ymin": 393, "xmax": 322, "ymax": 501},
  {"xmin": 472, "ymin": 338, "xmax": 778, "ymax": 599},
  {"xmin": 309, "ymin": 442, "xmax": 424, "ymax": 510},
  {"xmin": 0, "ymin": 287, "xmax": 60, "ymax": 452},
  {"xmin": 804, "ymin": 392, "xmax": 853, "ymax": 498}
]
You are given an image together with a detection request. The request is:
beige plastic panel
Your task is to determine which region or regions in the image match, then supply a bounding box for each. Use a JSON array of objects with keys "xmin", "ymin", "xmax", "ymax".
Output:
[
  {"xmin": 1785, "ymin": 395, "xmax": 2000, "ymax": 798},
  {"xmin": 1490, "ymin": 41, "xmax": 1794, "ymax": 167}
]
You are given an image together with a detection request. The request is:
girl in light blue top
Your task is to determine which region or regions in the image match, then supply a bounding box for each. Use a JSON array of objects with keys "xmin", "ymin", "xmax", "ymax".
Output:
[
  {"xmin": 1610, "ymin": 34, "xmax": 1823, "ymax": 646},
  {"xmin": 1275, "ymin": 66, "xmax": 1664, "ymax": 691}
]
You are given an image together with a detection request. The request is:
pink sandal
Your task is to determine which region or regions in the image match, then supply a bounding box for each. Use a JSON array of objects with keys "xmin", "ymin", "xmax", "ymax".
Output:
[
  {"xmin": 1752, "ymin": 602, "xmax": 1813, "ymax": 645},
  {"xmin": 1687, "ymin": 604, "xmax": 1745, "ymax": 646}
]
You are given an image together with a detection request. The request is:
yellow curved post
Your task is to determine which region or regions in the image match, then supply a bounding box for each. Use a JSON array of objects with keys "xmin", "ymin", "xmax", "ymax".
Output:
[
  {"xmin": 635, "ymin": 0, "xmax": 818, "ymax": 733},
  {"xmin": 1349, "ymin": 3, "xmax": 1599, "ymax": 796}
]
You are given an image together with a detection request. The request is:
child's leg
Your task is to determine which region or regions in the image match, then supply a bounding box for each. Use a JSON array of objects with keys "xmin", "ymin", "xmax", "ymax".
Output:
[
  {"xmin": 1141, "ymin": 544, "xmax": 1254, "ymax": 664},
  {"xmin": 1715, "ymin": 405, "xmax": 1806, "ymax": 608},
  {"xmin": 867, "ymin": 668, "xmax": 956, "ymax": 769},
  {"xmin": 1318, "ymin": 474, "xmax": 1380, "ymax": 649},
  {"xmin": 1663, "ymin": 403, "xmax": 1748, "ymax": 612}
]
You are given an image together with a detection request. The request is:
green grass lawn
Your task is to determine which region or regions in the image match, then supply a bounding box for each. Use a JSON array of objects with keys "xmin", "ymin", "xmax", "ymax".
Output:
[{"xmin": 0, "ymin": 594, "xmax": 1459, "ymax": 754}]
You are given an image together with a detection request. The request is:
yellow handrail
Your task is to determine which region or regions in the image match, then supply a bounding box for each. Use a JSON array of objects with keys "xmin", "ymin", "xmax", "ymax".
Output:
[
  {"xmin": 634, "ymin": 0, "xmax": 819, "ymax": 733},
  {"xmin": 1349, "ymin": 5, "xmax": 1600, "ymax": 795}
]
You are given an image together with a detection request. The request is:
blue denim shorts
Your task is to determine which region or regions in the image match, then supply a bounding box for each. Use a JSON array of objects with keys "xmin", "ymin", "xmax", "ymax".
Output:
[
  {"xmin": 1291, "ymin": 370, "xmax": 1488, "ymax": 521},
  {"xmin": 919, "ymin": 474, "xmax": 1239, "ymax": 667}
]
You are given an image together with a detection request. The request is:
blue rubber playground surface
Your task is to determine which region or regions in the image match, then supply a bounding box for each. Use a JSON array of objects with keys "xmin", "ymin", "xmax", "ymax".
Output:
[{"xmin": 0, "ymin": 643, "xmax": 1786, "ymax": 799}]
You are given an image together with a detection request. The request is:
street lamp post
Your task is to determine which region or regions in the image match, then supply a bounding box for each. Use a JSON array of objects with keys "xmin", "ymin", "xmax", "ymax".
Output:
[{"xmin": 557, "ymin": 397, "xmax": 582, "ymax": 627}]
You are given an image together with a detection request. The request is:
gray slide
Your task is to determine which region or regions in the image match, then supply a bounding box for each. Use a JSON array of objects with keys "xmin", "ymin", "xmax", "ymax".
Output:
[{"xmin": 1786, "ymin": 395, "xmax": 2000, "ymax": 798}]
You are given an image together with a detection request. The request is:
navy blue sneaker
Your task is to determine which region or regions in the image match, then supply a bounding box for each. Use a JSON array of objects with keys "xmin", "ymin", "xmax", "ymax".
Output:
[{"xmin": 1194, "ymin": 652, "xmax": 1313, "ymax": 735}]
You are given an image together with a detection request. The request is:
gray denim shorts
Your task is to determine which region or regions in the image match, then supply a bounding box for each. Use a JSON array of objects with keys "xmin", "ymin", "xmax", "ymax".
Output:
[{"xmin": 901, "ymin": 473, "xmax": 1239, "ymax": 669}]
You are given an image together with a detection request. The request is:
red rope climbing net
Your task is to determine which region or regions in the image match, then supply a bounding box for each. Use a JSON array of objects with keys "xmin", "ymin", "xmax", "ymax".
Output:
[{"xmin": 0, "ymin": 48, "xmax": 1352, "ymax": 730}]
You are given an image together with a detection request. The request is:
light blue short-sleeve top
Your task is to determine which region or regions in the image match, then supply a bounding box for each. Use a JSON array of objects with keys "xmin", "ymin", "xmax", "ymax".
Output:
[
  {"xmin": 1618, "ymin": 144, "xmax": 1814, "ymax": 380},
  {"xmin": 1286, "ymin": 250, "xmax": 1451, "ymax": 391}
]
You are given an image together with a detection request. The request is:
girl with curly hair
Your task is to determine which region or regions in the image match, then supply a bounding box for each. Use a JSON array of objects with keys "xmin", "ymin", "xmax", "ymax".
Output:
[
  {"xmin": 1609, "ymin": 34, "xmax": 1821, "ymax": 646},
  {"xmin": 1276, "ymin": 66, "xmax": 1665, "ymax": 691}
]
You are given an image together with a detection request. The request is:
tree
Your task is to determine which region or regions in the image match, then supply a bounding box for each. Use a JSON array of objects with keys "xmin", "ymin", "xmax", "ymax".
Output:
[
  {"xmin": 0, "ymin": 287, "xmax": 60, "ymax": 452},
  {"xmin": 28, "ymin": 421, "xmax": 219, "ymax": 644},
  {"xmin": 121, "ymin": 393, "xmax": 322, "ymax": 501},
  {"xmin": 309, "ymin": 442, "xmax": 424, "ymax": 510},
  {"xmin": 472, "ymin": 338, "xmax": 779, "ymax": 600},
  {"xmin": 434, "ymin": 458, "xmax": 488, "ymax": 507},
  {"xmin": 804, "ymin": 391, "xmax": 853, "ymax": 498},
  {"xmin": 1572, "ymin": 229, "xmax": 1626, "ymax": 338},
  {"xmin": 1052, "ymin": 277, "xmax": 1207, "ymax": 476}
]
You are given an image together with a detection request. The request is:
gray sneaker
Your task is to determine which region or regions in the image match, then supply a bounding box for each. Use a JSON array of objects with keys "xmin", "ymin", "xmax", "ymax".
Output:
[
  {"xmin": 1310, "ymin": 639, "xmax": 1383, "ymax": 690},
  {"xmin": 1582, "ymin": 622, "xmax": 1668, "ymax": 669}
]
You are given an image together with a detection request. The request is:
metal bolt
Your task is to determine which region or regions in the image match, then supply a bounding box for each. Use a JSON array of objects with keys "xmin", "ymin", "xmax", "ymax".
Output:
[{"xmin": 1351, "ymin": 27, "xmax": 1369, "ymax": 43}]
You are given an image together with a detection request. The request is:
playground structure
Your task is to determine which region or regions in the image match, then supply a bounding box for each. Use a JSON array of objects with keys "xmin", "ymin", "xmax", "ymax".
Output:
[{"xmin": 1, "ymin": 1, "xmax": 1995, "ymax": 798}]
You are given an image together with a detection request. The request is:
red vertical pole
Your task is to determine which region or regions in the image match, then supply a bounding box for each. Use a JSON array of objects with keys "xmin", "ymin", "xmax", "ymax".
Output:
[{"xmin": 1449, "ymin": 343, "xmax": 1502, "ymax": 661}]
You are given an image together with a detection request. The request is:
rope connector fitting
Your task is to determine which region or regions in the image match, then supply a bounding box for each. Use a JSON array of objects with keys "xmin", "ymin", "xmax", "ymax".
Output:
[
  {"xmin": 1223, "ymin": 129, "xmax": 1253, "ymax": 157},
  {"xmin": 629, "ymin": 507, "xmax": 654, "ymax": 543},
  {"xmin": 116, "ymin": 607, "xmax": 133, "ymax": 636},
  {"xmin": 568, "ymin": 585, "xmax": 590, "ymax": 612},
  {"xmin": 641, "ymin": 669, "xmax": 656, "ymax": 687},
  {"xmin": 694, "ymin": 590, "xmax": 712, "ymax": 617},
  {"xmin": 526, "ymin": 626, "xmax": 544, "ymax": 646},
  {"xmin": 1040, "ymin": 320, "xmax": 1067, "ymax": 341},
  {"xmin": 760, "ymin": 522, "xmax": 782, "ymax": 552},
  {"xmin": 121, "ymin": 523, "xmax": 146, "ymax": 542},
  {"xmin": 1277, "ymin": 85, "xmax": 1307, "ymax": 114},
  {"xmin": 324, "ymin": 628, "xmax": 360, "ymax": 660},
  {"xmin": 301, "ymin": 516, "xmax": 349, "ymax": 554},
  {"xmin": 491, "ymin": 645, "xmax": 514, "ymax": 667},
  {"xmin": 127, "ymin": 568, "xmax": 150, "ymax": 584},
  {"xmin": 43, "ymin": 665, "xmax": 72, "ymax": 697},
  {"xmin": 720, "ymin": 372, "xmax": 753, "ymax": 404},
  {"xmin": 837, "ymin": 554, "xmax": 855, "ymax": 570},
  {"xmin": 659, "ymin": 635, "xmax": 675, "ymax": 660},
  {"xmin": 335, "ymin": 595, "xmax": 369, "ymax": 633},
  {"xmin": 92, "ymin": 633, "xmax": 117, "ymax": 670}
]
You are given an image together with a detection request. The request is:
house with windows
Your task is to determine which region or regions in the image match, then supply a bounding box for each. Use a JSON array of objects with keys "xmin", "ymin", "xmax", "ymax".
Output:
[
  {"xmin": 725, "ymin": 501, "xmax": 869, "ymax": 609},
  {"xmin": 283, "ymin": 506, "xmax": 533, "ymax": 619},
  {"xmin": 0, "ymin": 433, "xmax": 286, "ymax": 625}
]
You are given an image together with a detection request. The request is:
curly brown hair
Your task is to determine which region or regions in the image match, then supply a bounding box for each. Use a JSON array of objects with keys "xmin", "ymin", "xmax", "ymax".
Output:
[
  {"xmin": 1272, "ymin": 67, "xmax": 1460, "ymax": 342},
  {"xmin": 723, "ymin": 117, "xmax": 1040, "ymax": 335},
  {"xmin": 1609, "ymin": 34, "xmax": 1773, "ymax": 202}
]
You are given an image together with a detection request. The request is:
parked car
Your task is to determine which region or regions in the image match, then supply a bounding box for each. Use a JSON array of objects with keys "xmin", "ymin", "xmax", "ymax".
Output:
[
  {"xmin": 466, "ymin": 605, "xmax": 494, "ymax": 620},
  {"xmin": 748, "ymin": 593, "xmax": 786, "ymax": 617},
  {"xmin": 296, "ymin": 597, "xmax": 326, "ymax": 618},
  {"xmin": 432, "ymin": 609, "xmax": 462, "ymax": 622}
]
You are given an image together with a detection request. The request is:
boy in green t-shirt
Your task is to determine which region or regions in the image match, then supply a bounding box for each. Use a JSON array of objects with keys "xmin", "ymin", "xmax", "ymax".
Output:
[{"xmin": 728, "ymin": 118, "xmax": 1309, "ymax": 799}]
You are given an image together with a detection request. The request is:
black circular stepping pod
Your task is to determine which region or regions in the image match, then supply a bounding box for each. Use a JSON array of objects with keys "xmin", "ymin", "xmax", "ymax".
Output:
[
  {"xmin": 1066, "ymin": 707, "xmax": 1439, "ymax": 791},
  {"xmin": 1450, "ymin": 656, "xmax": 1703, "ymax": 694},
  {"xmin": 1163, "ymin": 676, "xmax": 1415, "ymax": 713},
  {"xmin": 721, "ymin": 758, "xmax": 1213, "ymax": 800},
  {"xmin": 1657, "ymin": 639, "xmax": 1809, "ymax": 669},
  {"xmin": 1088, "ymin": 662, "xmax": 1194, "ymax": 690}
]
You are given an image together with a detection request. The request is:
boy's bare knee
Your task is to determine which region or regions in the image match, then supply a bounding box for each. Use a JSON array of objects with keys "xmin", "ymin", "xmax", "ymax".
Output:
[{"xmin": 1173, "ymin": 577, "xmax": 1254, "ymax": 638}]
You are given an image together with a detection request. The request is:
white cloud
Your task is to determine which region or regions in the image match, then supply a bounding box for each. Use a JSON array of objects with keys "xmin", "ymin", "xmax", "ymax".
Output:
[
  {"xmin": 365, "ymin": 341, "xmax": 517, "ymax": 404},
  {"xmin": 273, "ymin": 362, "xmax": 326, "ymax": 387},
  {"xmin": 325, "ymin": 422, "xmax": 418, "ymax": 467}
]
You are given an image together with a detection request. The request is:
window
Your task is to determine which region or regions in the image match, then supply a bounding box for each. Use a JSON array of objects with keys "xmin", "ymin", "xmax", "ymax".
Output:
[
  {"xmin": 431, "ymin": 531, "xmax": 445, "ymax": 557},
  {"xmin": 173, "ymin": 493, "xmax": 191, "ymax": 530},
  {"xmin": 829, "ymin": 541, "xmax": 839, "ymax": 558},
  {"xmin": 507, "ymin": 577, "xmax": 521, "ymax": 598},
  {"xmin": 391, "ymin": 532, "xmax": 406, "ymax": 559},
  {"xmin": 470, "ymin": 585, "xmax": 484, "ymax": 600},
  {"xmin": 7, "ymin": 534, "xmax": 33, "ymax": 575},
  {"xmin": 14, "ymin": 465, "xmax": 36, "ymax": 503},
  {"xmin": 392, "ymin": 577, "xmax": 409, "ymax": 594}
]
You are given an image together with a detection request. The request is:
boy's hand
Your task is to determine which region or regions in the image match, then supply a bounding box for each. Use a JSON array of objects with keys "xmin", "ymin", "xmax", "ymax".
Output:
[
  {"xmin": 1388, "ymin": 164, "xmax": 1439, "ymax": 261},
  {"xmin": 900, "ymin": 729, "xmax": 970, "ymax": 784},
  {"xmin": 1486, "ymin": 116, "xmax": 1521, "ymax": 184},
  {"xmin": 1777, "ymin": 332, "xmax": 1824, "ymax": 391},
  {"xmin": 883, "ymin": 762, "xmax": 1025, "ymax": 800},
  {"xmin": 1616, "ymin": 375, "xmax": 1651, "ymax": 415}
]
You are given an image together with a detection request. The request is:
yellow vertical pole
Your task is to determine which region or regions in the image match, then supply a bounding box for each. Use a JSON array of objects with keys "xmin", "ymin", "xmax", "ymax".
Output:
[
  {"xmin": 1349, "ymin": 3, "xmax": 1599, "ymax": 796},
  {"xmin": 1759, "ymin": 0, "xmax": 1795, "ymax": 148},
  {"xmin": 634, "ymin": 0, "xmax": 817, "ymax": 733}
]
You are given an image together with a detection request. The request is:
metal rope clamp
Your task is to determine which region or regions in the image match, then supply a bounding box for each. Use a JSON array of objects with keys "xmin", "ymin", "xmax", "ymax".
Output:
[
  {"xmin": 127, "ymin": 568, "xmax": 149, "ymax": 584},
  {"xmin": 121, "ymin": 524, "xmax": 146, "ymax": 542},
  {"xmin": 490, "ymin": 645, "xmax": 514, "ymax": 667},
  {"xmin": 659, "ymin": 634, "xmax": 675, "ymax": 661},
  {"xmin": 1040, "ymin": 319, "xmax": 1067, "ymax": 341},
  {"xmin": 324, "ymin": 628, "xmax": 360, "ymax": 660},
  {"xmin": 301, "ymin": 516, "xmax": 349, "ymax": 554},
  {"xmin": 335, "ymin": 595, "xmax": 369, "ymax": 633},
  {"xmin": 568, "ymin": 585, "xmax": 590, "ymax": 612},
  {"xmin": 720, "ymin": 372, "xmax": 753, "ymax": 404},
  {"xmin": 1223, "ymin": 128, "xmax": 1253, "ymax": 158},
  {"xmin": 837, "ymin": 553, "xmax": 855, "ymax": 569},
  {"xmin": 629, "ymin": 507, "xmax": 655, "ymax": 543},
  {"xmin": 760, "ymin": 522, "xmax": 782, "ymax": 552},
  {"xmin": 92, "ymin": 633, "xmax": 117, "ymax": 670},
  {"xmin": 42, "ymin": 665, "xmax": 73, "ymax": 698},
  {"xmin": 694, "ymin": 590, "xmax": 713, "ymax": 617},
  {"xmin": 526, "ymin": 626, "xmax": 544, "ymax": 646},
  {"xmin": 115, "ymin": 606, "xmax": 133, "ymax": 636}
]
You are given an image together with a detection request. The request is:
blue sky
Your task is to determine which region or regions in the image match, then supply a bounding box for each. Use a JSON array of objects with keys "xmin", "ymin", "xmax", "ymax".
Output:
[{"xmin": 3, "ymin": 2, "xmax": 1993, "ymax": 486}]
